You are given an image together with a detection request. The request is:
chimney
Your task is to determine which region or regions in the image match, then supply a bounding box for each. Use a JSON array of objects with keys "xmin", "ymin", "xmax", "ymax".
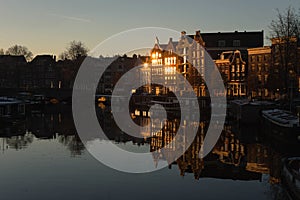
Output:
[{"xmin": 220, "ymin": 54, "xmax": 224, "ymax": 60}]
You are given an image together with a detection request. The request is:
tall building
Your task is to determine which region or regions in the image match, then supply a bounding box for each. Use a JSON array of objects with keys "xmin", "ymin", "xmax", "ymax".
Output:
[
  {"xmin": 177, "ymin": 31, "xmax": 206, "ymax": 97},
  {"xmin": 247, "ymin": 36, "xmax": 300, "ymax": 100},
  {"xmin": 215, "ymin": 50, "xmax": 247, "ymax": 98},
  {"xmin": 143, "ymin": 31, "xmax": 207, "ymax": 97},
  {"xmin": 247, "ymin": 47, "xmax": 272, "ymax": 99}
]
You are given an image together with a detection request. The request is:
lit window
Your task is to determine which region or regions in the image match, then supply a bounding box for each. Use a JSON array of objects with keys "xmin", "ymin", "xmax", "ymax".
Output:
[
  {"xmin": 231, "ymin": 66, "xmax": 235, "ymax": 72},
  {"xmin": 135, "ymin": 110, "xmax": 140, "ymax": 116},
  {"xmin": 265, "ymin": 89, "xmax": 268, "ymax": 96},
  {"xmin": 241, "ymin": 65, "xmax": 245, "ymax": 72}
]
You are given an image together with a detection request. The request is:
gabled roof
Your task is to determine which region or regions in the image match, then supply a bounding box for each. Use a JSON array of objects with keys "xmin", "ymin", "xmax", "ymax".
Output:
[
  {"xmin": 230, "ymin": 50, "xmax": 246, "ymax": 65},
  {"xmin": 165, "ymin": 38, "xmax": 178, "ymax": 52},
  {"xmin": 30, "ymin": 55, "xmax": 56, "ymax": 65}
]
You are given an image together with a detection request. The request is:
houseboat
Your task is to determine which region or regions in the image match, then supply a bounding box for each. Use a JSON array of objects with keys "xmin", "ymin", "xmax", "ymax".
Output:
[{"xmin": 261, "ymin": 109, "xmax": 300, "ymax": 144}]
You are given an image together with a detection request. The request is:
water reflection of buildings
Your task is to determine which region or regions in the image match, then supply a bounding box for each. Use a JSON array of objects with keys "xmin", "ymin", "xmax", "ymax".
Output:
[
  {"xmin": 0, "ymin": 105, "xmax": 84, "ymax": 156},
  {"xmin": 0, "ymin": 105, "xmax": 294, "ymax": 186},
  {"xmin": 131, "ymin": 106, "xmax": 285, "ymax": 183},
  {"xmin": 212, "ymin": 124, "xmax": 245, "ymax": 167}
]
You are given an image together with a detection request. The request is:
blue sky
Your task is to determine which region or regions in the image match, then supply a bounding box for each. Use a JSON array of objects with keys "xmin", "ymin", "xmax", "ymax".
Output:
[{"xmin": 0, "ymin": 0, "xmax": 299, "ymax": 56}]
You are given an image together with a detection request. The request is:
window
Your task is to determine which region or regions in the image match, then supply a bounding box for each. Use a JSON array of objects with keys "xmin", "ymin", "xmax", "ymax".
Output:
[
  {"xmin": 258, "ymin": 75, "xmax": 262, "ymax": 82},
  {"xmin": 264, "ymin": 55, "xmax": 269, "ymax": 62},
  {"xmin": 241, "ymin": 65, "xmax": 245, "ymax": 72},
  {"xmin": 231, "ymin": 65, "xmax": 235, "ymax": 72},
  {"xmin": 233, "ymin": 40, "xmax": 241, "ymax": 47},
  {"xmin": 258, "ymin": 64, "xmax": 262, "ymax": 72},
  {"xmin": 218, "ymin": 40, "xmax": 226, "ymax": 47},
  {"xmin": 264, "ymin": 64, "xmax": 269, "ymax": 72},
  {"xmin": 264, "ymin": 75, "xmax": 268, "ymax": 82},
  {"xmin": 264, "ymin": 89, "xmax": 269, "ymax": 97}
]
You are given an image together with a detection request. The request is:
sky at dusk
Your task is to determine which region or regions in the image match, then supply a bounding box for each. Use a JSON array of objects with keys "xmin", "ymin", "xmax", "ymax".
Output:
[{"xmin": 0, "ymin": 0, "xmax": 299, "ymax": 56}]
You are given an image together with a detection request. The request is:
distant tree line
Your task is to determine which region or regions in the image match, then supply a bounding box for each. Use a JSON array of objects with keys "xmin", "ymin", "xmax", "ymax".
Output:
[{"xmin": 0, "ymin": 40, "xmax": 88, "ymax": 62}]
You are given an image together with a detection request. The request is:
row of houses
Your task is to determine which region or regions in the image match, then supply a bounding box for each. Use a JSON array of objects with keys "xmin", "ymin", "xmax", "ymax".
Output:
[
  {"xmin": 0, "ymin": 30, "xmax": 299, "ymax": 100},
  {"xmin": 0, "ymin": 54, "xmax": 84, "ymax": 91},
  {"xmin": 136, "ymin": 30, "xmax": 300, "ymax": 100}
]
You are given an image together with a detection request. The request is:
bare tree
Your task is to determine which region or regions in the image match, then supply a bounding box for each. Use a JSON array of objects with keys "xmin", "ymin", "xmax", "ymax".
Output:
[
  {"xmin": 5, "ymin": 45, "xmax": 33, "ymax": 61},
  {"xmin": 58, "ymin": 51, "xmax": 69, "ymax": 61},
  {"xmin": 0, "ymin": 48, "xmax": 4, "ymax": 55},
  {"xmin": 60, "ymin": 40, "xmax": 88, "ymax": 61},
  {"xmin": 269, "ymin": 6, "xmax": 300, "ymax": 95}
]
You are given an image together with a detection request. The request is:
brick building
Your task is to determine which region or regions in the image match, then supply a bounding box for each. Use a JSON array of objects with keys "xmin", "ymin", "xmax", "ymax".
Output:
[{"xmin": 247, "ymin": 47, "xmax": 272, "ymax": 99}]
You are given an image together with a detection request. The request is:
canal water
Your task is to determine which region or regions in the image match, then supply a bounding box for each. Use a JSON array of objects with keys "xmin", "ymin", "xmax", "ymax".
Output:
[{"xmin": 0, "ymin": 105, "xmax": 298, "ymax": 200}]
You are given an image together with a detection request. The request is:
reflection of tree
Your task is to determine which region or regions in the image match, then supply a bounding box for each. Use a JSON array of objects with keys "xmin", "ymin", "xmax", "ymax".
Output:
[
  {"xmin": 5, "ymin": 133, "xmax": 34, "ymax": 150},
  {"xmin": 58, "ymin": 135, "xmax": 85, "ymax": 156}
]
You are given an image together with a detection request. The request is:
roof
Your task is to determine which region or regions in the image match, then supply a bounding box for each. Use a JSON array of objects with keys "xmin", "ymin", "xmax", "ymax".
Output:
[
  {"xmin": 30, "ymin": 55, "xmax": 56, "ymax": 65},
  {"xmin": 200, "ymin": 31, "xmax": 264, "ymax": 48},
  {"xmin": 0, "ymin": 55, "xmax": 27, "ymax": 64}
]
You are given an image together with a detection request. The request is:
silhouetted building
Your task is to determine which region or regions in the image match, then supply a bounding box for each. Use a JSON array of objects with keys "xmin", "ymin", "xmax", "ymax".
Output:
[
  {"xmin": 21, "ymin": 55, "xmax": 58, "ymax": 89},
  {"xmin": 98, "ymin": 55, "xmax": 138, "ymax": 94},
  {"xmin": 199, "ymin": 31, "xmax": 264, "ymax": 60},
  {"xmin": 0, "ymin": 55, "xmax": 27, "ymax": 89}
]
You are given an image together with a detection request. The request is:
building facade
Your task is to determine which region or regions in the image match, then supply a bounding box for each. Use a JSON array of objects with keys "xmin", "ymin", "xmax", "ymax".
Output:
[
  {"xmin": 215, "ymin": 50, "xmax": 247, "ymax": 98},
  {"xmin": 247, "ymin": 47, "xmax": 272, "ymax": 99}
]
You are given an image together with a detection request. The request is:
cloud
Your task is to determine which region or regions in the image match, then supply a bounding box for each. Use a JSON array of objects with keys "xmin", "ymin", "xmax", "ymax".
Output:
[{"xmin": 48, "ymin": 13, "xmax": 92, "ymax": 23}]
